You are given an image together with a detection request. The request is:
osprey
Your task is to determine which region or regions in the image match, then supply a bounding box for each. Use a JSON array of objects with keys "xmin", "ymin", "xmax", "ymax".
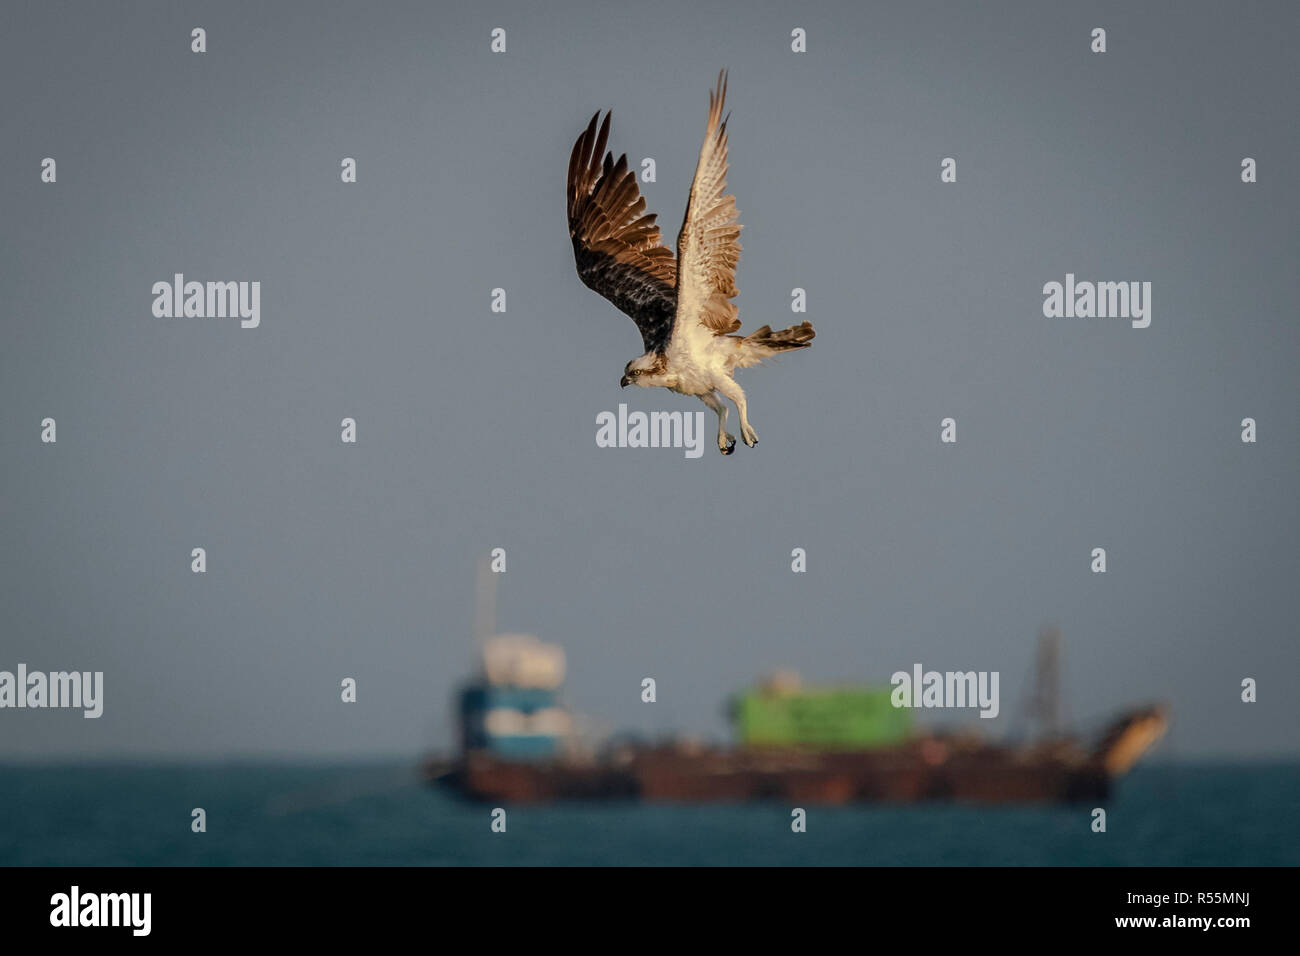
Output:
[{"xmin": 567, "ymin": 70, "xmax": 815, "ymax": 455}]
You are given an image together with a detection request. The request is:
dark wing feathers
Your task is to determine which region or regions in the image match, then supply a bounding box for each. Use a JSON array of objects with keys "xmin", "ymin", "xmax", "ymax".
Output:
[{"xmin": 567, "ymin": 111, "xmax": 677, "ymax": 354}]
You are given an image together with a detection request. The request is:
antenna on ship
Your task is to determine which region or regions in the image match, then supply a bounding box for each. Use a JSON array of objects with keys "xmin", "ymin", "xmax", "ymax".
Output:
[
  {"xmin": 474, "ymin": 556, "xmax": 497, "ymax": 655},
  {"xmin": 1027, "ymin": 626, "xmax": 1064, "ymax": 740}
]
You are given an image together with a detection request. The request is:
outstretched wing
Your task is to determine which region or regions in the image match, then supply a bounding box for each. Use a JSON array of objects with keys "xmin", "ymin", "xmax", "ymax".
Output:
[
  {"xmin": 673, "ymin": 70, "xmax": 742, "ymax": 345},
  {"xmin": 567, "ymin": 111, "xmax": 678, "ymax": 354}
]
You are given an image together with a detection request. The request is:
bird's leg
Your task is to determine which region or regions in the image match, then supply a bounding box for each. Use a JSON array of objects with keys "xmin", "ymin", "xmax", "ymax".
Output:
[
  {"xmin": 699, "ymin": 391, "xmax": 735, "ymax": 455},
  {"xmin": 716, "ymin": 377, "xmax": 757, "ymax": 447}
]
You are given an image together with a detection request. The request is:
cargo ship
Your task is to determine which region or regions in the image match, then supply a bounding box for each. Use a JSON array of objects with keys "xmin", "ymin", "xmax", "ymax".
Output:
[{"xmin": 426, "ymin": 616, "xmax": 1168, "ymax": 805}]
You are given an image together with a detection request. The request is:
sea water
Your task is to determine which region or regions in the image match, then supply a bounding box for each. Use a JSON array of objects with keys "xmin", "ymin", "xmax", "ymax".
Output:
[{"xmin": 0, "ymin": 762, "xmax": 1295, "ymax": 866}]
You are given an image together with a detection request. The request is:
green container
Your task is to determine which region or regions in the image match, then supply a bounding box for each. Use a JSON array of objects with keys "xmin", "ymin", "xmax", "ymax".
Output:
[{"xmin": 734, "ymin": 686, "xmax": 911, "ymax": 750}]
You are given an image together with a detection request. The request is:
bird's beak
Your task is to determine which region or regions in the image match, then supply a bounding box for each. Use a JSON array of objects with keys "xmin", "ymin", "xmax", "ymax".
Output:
[{"xmin": 620, "ymin": 375, "xmax": 631, "ymax": 388}]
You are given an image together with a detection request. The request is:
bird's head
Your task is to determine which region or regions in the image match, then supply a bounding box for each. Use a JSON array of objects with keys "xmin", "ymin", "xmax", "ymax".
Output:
[{"xmin": 620, "ymin": 352, "xmax": 668, "ymax": 388}]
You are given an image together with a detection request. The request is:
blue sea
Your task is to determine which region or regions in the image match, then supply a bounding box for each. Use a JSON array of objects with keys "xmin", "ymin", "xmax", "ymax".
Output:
[{"xmin": 1, "ymin": 762, "xmax": 1296, "ymax": 866}]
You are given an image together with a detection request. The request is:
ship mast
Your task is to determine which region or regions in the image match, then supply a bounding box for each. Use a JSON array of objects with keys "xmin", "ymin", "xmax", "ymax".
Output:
[
  {"xmin": 474, "ymin": 556, "xmax": 497, "ymax": 655},
  {"xmin": 1027, "ymin": 626, "xmax": 1063, "ymax": 740}
]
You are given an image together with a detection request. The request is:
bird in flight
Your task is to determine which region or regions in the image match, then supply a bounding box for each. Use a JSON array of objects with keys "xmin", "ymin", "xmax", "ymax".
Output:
[{"xmin": 567, "ymin": 70, "xmax": 815, "ymax": 455}]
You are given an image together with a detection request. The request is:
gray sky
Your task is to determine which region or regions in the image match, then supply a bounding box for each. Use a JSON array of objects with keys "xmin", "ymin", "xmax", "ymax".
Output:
[{"xmin": 1, "ymin": 0, "xmax": 1296, "ymax": 758}]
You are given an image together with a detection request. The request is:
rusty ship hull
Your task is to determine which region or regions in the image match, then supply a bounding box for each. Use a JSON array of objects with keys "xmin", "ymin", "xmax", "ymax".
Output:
[{"xmin": 430, "ymin": 705, "xmax": 1167, "ymax": 806}]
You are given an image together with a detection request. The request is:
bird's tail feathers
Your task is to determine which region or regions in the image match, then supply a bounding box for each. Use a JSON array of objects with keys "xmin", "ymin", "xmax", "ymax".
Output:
[
  {"xmin": 731, "ymin": 320, "xmax": 815, "ymax": 368},
  {"xmin": 747, "ymin": 320, "xmax": 815, "ymax": 350}
]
